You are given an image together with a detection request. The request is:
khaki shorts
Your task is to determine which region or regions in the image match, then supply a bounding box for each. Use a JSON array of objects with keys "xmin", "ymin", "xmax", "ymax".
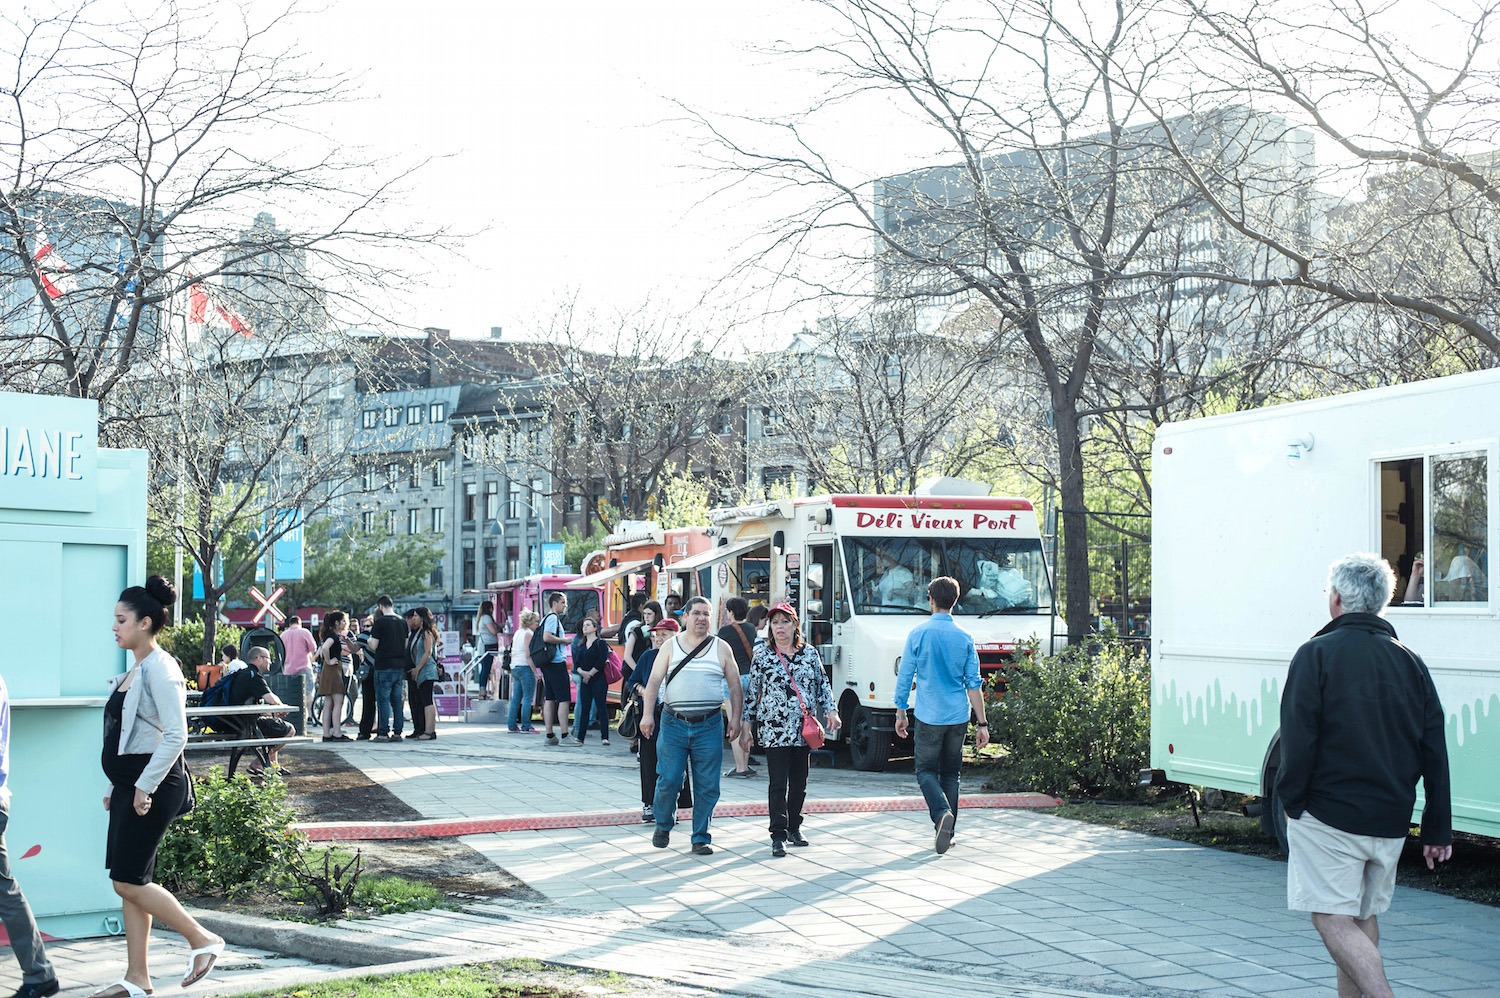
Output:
[{"xmin": 1286, "ymin": 810, "xmax": 1404, "ymax": 918}]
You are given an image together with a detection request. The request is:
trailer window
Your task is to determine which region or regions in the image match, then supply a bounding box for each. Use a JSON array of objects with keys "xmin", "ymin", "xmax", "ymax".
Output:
[{"xmin": 1381, "ymin": 452, "xmax": 1488, "ymax": 607}]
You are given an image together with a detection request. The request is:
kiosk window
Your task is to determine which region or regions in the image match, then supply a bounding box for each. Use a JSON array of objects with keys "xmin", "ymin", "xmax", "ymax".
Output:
[{"xmin": 1381, "ymin": 452, "xmax": 1488, "ymax": 606}]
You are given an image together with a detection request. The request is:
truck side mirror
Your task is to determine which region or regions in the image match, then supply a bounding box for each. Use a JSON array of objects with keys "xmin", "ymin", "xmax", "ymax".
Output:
[
  {"xmin": 806, "ymin": 564, "xmax": 825, "ymax": 589},
  {"xmin": 805, "ymin": 598, "xmax": 824, "ymax": 616}
]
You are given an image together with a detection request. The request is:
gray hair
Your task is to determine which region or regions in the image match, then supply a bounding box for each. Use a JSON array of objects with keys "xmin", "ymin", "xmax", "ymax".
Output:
[{"xmin": 1328, "ymin": 553, "xmax": 1395, "ymax": 615}]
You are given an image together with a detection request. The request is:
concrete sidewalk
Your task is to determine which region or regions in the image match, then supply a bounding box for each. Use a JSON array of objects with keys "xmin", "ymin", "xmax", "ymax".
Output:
[
  {"xmin": 318, "ymin": 718, "xmax": 1500, "ymax": 997},
  {"xmin": 13, "ymin": 718, "xmax": 1498, "ymax": 997}
]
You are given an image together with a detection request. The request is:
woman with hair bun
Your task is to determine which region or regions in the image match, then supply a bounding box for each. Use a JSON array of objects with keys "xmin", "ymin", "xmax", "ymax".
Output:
[{"xmin": 95, "ymin": 576, "xmax": 223, "ymax": 998}]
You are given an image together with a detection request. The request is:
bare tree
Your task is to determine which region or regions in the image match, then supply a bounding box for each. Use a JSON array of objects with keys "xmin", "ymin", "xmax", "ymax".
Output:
[
  {"xmin": 1121, "ymin": 0, "xmax": 1500, "ymax": 357},
  {"xmin": 755, "ymin": 302, "xmax": 1011, "ymax": 494},
  {"xmin": 0, "ymin": 0, "xmax": 442, "ymax": 432},
  {"xmin": 122, "ymin": 320, "xmax": 384, "ymax": 664},
  {"xmin": 480, "ymin": 298, "xmax": 753, "ymax": 535},
  {"xmin": 693, "ymin": 0, "xmax": 1321, "ymax": 641}
]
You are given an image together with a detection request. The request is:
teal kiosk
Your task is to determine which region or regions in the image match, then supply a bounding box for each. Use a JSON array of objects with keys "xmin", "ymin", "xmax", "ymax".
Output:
[{"xmin": 1, "ymin": 390, "xmax": 147, "ymax": 938}]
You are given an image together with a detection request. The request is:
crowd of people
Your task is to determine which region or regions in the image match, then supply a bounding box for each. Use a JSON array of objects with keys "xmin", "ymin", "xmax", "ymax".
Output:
[{"xmin": 0, "ymin": 550, "xmax": 1455, "ymax": 998}]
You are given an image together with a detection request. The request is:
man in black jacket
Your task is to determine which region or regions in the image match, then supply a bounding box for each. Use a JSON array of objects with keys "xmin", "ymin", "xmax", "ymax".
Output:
[{"xmin": 1277, "ymin": 553, "xmax": 1451, "ymax": 998}]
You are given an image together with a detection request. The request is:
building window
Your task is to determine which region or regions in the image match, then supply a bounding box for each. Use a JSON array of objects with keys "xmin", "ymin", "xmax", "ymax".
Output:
[
  {"xmin": 432, "ymin": 506, "xmax": 444, "ymax": 533},
  {"xmin": 509, "ymin": 482, "xmax": 522, "ymax": 520},
  {"xmin": 362, "ymin": 409, "xmax": 379, "ymax": 429},
  {"xmin": 485, "ymin": 480, "xmax": 500, "ymax": 520},
  {"xmin": 484, "ymin": 545, "xmax": 498, "ymax": 586},
  {"xmin": 295, "ymin": 434, "xmax": 309, "ymax": 455},
  {"xmin": 432, "ymin": 460, "xmax": 447, "ymax": 487},
  {"xmin": 430, "ymin": 564, "xmax": 443, "ymax": 587},
  {"xmin": 386, "ymin": 463, "xmax": 399, "ymax": 491},
  {"xmin": 409, "ymin": 463, "xmax": 422, "ymax": 489},
  {"xmin": 385, "ymin": 510, "xmax": 397, "ymax": 534},
  {"xmin": 407, "ymin": 508, "xmax": 420, "ymax": 535},
  {"xmin": 361, "ymin": 511, "xmax": 374, "ymax": 532},
  {"xmin": 363, "ymin": 467, "xmax": 378, "ymax": 492},
  {"xmin": 407, "ymin": 404, "xmax": 423, "ymax": 425},
  {"xmin": 384, "ymin": 407, "xmax": 400, "ymax": 428},
  {"xmin": 463, "ymin": 481, "xmax": 478, "ymax": 522},
  {"xmin": 569, "ymin": 493, "xmax": 582, "ymax": 513},
  {"xmin": 717, "ymin": 403, "xmax": 733, "ymax": 436},
  {"xmin": 430, "ymin": 402, "xmax": 447, "ymax": 422},
  {"xmin": 462, "ymin": 540, "xmax": 476, "ymax": 590}
]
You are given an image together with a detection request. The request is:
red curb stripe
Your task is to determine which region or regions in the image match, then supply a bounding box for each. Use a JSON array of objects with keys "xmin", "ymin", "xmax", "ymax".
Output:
[{"xmin": 296, "ymin": 793, "xmax": 1061, "ymax": 842}]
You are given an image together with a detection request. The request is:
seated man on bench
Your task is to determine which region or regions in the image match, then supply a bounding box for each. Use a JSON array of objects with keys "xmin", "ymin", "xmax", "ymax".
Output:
[{"xmin": 224, "ymin": 646, "xmax": 295, "ymax": 776}]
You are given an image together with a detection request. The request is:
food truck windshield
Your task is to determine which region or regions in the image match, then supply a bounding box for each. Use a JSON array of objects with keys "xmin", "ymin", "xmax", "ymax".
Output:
[
  {"xmin": 543, "ymin": 588, "xmax": 600, "ymax": 631},
  {"xmin": 842, "ymin": 536, "xmax": 1053, "ymax": 616}
]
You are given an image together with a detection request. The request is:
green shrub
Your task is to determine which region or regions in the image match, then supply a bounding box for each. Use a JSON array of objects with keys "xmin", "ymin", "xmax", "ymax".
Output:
[
  {"xmin": 986, "ymin": 636, "xmax": 1150, "ymax": 798},
  {"xmin": 158, "ymin": 766, "xmax": 306, "ymax": 896}
]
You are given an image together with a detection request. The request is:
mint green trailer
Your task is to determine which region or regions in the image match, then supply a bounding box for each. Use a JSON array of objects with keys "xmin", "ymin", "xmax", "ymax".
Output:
[{"xmin": 1, "ymin": 391, "xmax": 147, "ymax": 938}]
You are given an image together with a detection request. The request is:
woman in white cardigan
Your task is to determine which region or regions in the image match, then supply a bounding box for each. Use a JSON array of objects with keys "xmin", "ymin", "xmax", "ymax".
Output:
[{"xmin": 93, "ymin": 576, "xmax": 223, "ymax": 998}]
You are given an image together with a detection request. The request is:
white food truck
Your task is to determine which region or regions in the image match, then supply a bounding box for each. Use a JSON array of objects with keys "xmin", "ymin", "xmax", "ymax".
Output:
[
  {"xmin": 1152, "ymin": 369, "xmax": 1500, "ymax": 846},
  {"xmin": 695, "ymin": 480, "xmax": 1064, "ymax": 769}
]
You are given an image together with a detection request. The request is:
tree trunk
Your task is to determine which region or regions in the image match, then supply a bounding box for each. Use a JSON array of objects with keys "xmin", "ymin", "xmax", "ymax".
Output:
[
  {"xmin": 201, "ymin": 590, "xmax": 221, "ymax": 667},
  {"xmin": 1052, "ymin": 404, "xmax": 1091, "ymax": 645}
]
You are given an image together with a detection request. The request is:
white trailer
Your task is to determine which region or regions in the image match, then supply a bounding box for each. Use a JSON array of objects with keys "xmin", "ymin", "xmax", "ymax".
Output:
[
  {"xmin": 698, "ymin": 483, "xmax": 1064, "ymax": 770},
  {"xmin": 1152, "ymin": 369, "xmax": 1500, "ymax": 844}
]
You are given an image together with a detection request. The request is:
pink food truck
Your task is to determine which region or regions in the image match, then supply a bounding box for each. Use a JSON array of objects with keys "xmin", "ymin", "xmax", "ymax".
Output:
[{"xmin": 486, "ymin": 573, "xmax": 605, "ymax": 690}]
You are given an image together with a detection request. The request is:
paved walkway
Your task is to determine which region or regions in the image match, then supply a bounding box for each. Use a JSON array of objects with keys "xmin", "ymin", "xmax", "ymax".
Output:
[{"xmin": 12, "ymin": 717, "xmax": 1500, "ymax": 997}]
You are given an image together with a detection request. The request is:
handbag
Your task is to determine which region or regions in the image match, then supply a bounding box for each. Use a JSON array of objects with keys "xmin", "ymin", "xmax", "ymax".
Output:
[
  {"xmin": 176, "ymin": 755, "xmax": 197, "ymax": 816},
  {"xmin": 605, "ymin": 648, "xmax": 623, "ymax": 685},
  {"xmin": 616, "ymin": 688, "xmax": 641, "ymax": 739},
  {"xmin": 778, "ymin": 649, "xmax": 825, "ymax": 750}
]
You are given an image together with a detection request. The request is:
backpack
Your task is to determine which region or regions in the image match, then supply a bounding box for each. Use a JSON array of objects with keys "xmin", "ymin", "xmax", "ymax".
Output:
[
  {"xmin": 528, "ymin": 614, "xmax": 554, "ymax": 663},
  {"xmin": 199, "ymin": 671, "xmax": 237, "ymax": 709}
]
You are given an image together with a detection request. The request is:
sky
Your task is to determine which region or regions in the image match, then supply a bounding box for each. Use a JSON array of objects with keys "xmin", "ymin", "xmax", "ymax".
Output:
[
  {"xmin": 193, "ymin": 0, "xmax": 1482, "ymax": 347},
  {"xmin": 290, "ymin": 0, "xmax": 852, "ymax": 345}
]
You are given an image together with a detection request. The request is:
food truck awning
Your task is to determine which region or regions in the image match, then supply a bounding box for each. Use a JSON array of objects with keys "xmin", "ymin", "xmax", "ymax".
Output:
[
  {"xmin": 565, "ymin": 558, "xmax": 653, "ymax": 589},
  {"xmin": 666, "ymin": 537, "xmax": 768, "ymax": 574}
]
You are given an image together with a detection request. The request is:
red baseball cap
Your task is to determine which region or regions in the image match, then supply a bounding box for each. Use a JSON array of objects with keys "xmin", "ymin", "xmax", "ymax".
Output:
[
  {"xmin": 652, "ymin": 618, "xmax": 681, "ymax": 632},
  {"xmin": 768, "ymin": 602, "xmax": 797, "ymax": 619}
]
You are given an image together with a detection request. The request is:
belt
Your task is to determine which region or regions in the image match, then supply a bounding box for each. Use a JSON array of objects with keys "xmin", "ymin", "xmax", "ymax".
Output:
[{"xmin": 663, "ymin": 706, "xmax": 720, "ymax": 724}]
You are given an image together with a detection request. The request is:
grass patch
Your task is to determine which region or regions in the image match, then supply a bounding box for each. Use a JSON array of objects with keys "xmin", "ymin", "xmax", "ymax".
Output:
[
  {"xmin": 228, "ymin": 959, "xmax": 648, "ymax": 997},
  {"xmin": 352, "ymin": 874, "xmax": 446, "ymax": 915},
  {"xmin": 1040, "ymin": 788, "xmax": 1500, "ymax": 906}
]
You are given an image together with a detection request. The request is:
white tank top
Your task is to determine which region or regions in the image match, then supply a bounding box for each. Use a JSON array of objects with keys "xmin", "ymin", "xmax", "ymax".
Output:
[{"xmin": 661, "ymin": 634, "xmax": 726, "ymax": 714}]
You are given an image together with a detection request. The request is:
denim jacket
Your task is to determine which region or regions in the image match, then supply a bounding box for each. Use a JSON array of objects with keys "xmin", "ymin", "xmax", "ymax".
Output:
[{"xmin": 105, "ymin": 647, "xmax": 188, "ymax": 794}]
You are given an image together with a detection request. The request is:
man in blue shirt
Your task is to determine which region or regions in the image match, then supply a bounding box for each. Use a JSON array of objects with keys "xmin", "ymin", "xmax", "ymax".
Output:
[
  {"xmin": 893, "ymin": 576, "xmax": 989, "ymax": 855},
  {"xmin": 0, "ymin": 675, "xmax": 59, "ymax": 997}
]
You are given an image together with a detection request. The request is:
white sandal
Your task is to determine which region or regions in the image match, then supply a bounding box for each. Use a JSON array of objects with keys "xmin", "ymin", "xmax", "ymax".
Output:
[
  {"xmin": 181, "ymin": 940, "xmax": 224, "ymax": 987},
  {"xmin": 89, "ymin": 981, "xmax": 153, "ymax": 998}
]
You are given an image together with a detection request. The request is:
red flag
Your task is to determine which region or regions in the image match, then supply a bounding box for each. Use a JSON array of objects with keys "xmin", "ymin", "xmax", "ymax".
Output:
[
  {"xmin": 215, "ymin": 301, "xmax": 253, "ymax": 337},
  {"xmin": 31, "ymin": 229, "xmax": 74, "ymax": 299},
  {"xmin": 188, "ymin": 282, "xmax": 209, "ymax": 324}
]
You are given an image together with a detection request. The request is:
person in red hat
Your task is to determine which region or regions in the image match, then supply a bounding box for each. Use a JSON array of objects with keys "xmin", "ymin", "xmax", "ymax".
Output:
[{"xmin": 740, "ymin": 602, "xmax": 839, "ymax": 857}]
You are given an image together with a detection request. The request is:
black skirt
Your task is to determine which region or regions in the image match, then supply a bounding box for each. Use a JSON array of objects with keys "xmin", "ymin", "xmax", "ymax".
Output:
[{"xmin": 105, "ymin": 760, "xmax": 188, "ymax": 886}]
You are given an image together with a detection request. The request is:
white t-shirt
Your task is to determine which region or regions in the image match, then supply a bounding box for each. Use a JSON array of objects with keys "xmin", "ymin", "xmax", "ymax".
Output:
[{"xmin": 514, "ymin": 627, "xmax": 534, "ymax": 667}]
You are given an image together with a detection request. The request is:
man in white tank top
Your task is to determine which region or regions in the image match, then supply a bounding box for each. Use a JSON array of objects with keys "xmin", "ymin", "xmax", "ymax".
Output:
[{"xmin": 639, "ymin": 596, "xmax": 743, "ymax": 855}]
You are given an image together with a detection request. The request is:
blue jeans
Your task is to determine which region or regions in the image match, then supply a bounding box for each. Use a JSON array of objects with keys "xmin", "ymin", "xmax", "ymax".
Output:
[
  {"xmin": 574, "ymin": 673, "xmax": 608, "ymax": 741},
  {"xmin": 475, "ymin": 648, "xmax": 498, "ymax": 691},
  {"xmin": 913, "ymin": 720, "xmax": 967, "ymax": 827},
  {"xmin": 508, "ymin": 665, "xmax": 536, "ymax": 729},
  {"xmin": 374, "ymin": 669, "xmax": 405, "ymax": 736},
  {"xmin": 653, "ymin": 712, "xmax": 724, "ymax": 845}
]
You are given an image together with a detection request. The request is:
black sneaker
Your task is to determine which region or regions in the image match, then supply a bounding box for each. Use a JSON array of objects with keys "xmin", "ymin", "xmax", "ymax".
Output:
[
  {"xmin": 787, "ymin": 831, "xmax": 809, "ymax": 847},
  {"xmin": 641, "ymin": 805, "xmax": 654, "ymax": 824},
  {"xmin": 771, "ymin": 839, "xmax": 787, "ymax": 858},
  {"xmin": 691, "ymin": 842, "xmax": 714, "ymax": 856},
  {"xmin": 935, "ymin": 811, "xmax": 956, "ymax": 855},
  {"xmin": 652, "ymin": 828, "xmax": 670, "ymax": 848},
  {"xmin": 10, "ymin": 980, "xmax": 59, "ymax": 998}
]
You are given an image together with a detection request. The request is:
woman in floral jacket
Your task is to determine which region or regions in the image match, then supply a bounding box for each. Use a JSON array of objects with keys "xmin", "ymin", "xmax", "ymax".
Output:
[{"xmin": 740, "ymin": 602, "xmax": 840, "ymax": 857}]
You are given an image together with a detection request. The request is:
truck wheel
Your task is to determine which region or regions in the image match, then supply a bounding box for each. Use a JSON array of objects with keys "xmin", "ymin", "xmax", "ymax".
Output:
[{"xmin": 845, "ymin": 702, "xmax": 893, "ymax": 771}]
